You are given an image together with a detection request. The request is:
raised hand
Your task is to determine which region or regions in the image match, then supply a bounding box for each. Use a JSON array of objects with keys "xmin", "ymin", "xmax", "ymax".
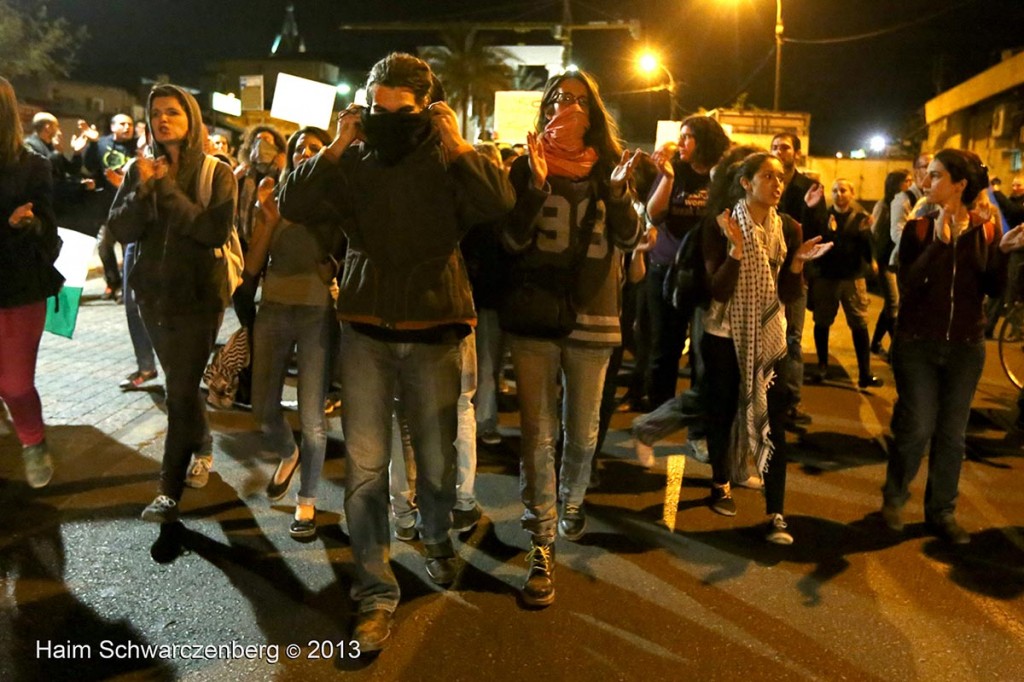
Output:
[
  {"xmin": 804, "ymin": 182, "xmax": 824, "ymax": 208},
  {"xmin": 1000, "ymin": 223, "xmax": 1024, "ymax": 253},
  {"xmin": 795, "ymin": 235, "xmax": 833, "ymax": 262},
  {"xmin": 526, "ymin": 131, "xmax": 548, "ymax": 190},
  {"xmin": 135, "ymin": 156, "xmax": 156, "ymax": 185},
  {"xmin": 324, "ymin": 104, "xmax": 365, "ymax": 162},
  {"xmin": 70, "ymin": 132, "xmax": 89, "ymax": 153},
  {"xmin": 152, "ymin": 157, "xmax": 169, "ymax": 181},
  {"xmin": 651, "ymin": 142, "xmax": 677, "ymax": 178},
  {"xmin": 610, "ymin": 148, "xmax": 644, "ymax": 197},
  {"xmin": 428, "ymin": 101, "xmax": 472, "ymax": 156},
  {"xmin": 256, "ymin": 176, "xmax": 279, "ymax": 223},
  {"xmin": 77, "ymin": 119, "xmax": 99, "ymax": 143},
  {"xmin": 718, "ymin": 209, "xmax": 744, "ymax": 258},
  {"xmin": 8, "ymin": 202, "xmax": 35, "ymax": 228}
]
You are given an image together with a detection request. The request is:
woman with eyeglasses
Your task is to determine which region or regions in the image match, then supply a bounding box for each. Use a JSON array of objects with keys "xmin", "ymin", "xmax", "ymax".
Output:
[{"xmin": 500, "ymin": 70, "xmax": 642, "ymax": 607}]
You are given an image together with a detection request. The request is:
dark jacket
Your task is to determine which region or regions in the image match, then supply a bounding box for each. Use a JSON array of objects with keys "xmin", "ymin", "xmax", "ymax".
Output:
[
  {"xmin": 278, "ymin": 135, "xmax": 515, "ymax": 331},
  {"xmin": 24, "ymin": 133, "xmax": 96, "ymax": 230},
  {"xmin": 461, "ymin": 218, "xmax": 508, "ymax": 311},
  {"xmin": 0, "ymin": 148, "xmax": 64, "ymax": 308},
  {"xmin": 501, "ymin": 154, "xmax": 640, "ymax": 346},
  {"xmin": 107, "ymin": 86, "xmax": 236, "ymax": 317},
  {"xmin": 779, "ymin": 169, "xmax": 827, "ymax": 227},
  {"xmin": 84, "ymin": 133, "xmax": 136, "ymax": 192},
  {"xmin": 896, "ymin": 215, "xmax": 1005, "ymax": 344},
  {"xmin": 804, "ymin": 205, "xmax": 873, "ymax": 280}
]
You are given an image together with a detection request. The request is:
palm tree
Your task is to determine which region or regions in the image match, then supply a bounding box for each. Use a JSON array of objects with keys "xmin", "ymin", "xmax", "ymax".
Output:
[{"xmin": 421, "ymin": 30, "xmax": 516, "ymax": 138}]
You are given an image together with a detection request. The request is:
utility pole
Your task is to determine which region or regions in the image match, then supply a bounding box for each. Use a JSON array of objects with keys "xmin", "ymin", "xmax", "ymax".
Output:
[{"xmin": 774, "ymin": 0, "xmax": 783, "ymax": 111}]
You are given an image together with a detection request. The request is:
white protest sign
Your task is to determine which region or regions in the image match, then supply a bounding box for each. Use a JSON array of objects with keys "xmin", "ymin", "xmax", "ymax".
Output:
[
  {"xmin": 493, "ymin": 91, "xmax": 544, "ymax": 145},
  {"xmin": 270, "ymin": 73, "xmax": 335, "ymax": 129}
]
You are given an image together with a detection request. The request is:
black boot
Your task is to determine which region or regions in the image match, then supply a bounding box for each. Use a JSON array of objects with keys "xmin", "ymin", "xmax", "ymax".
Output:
[
  {"xmin": 870, "ymin": 311, "xmax": 889, "ymax": 354},
  {"xmin": 811, "ymin": 324, "xmax": 830, "ymax": 382},
  {"xmin": 522, "ymin": 540, "xmax": 555, "ymax": 607},
  {"xmin": 853, "ymin": 327, "xmax": 883, "ymax": 387}
]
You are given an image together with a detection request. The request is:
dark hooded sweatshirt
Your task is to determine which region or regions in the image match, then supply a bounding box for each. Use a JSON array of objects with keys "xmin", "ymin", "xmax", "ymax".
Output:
[
  {"xmin": 277, "ymin": 131, "xmax": 515, "ymax": 333},
  {"xmin": 107, "ymin": 86, "xmax": 236, "ymax": 317}
]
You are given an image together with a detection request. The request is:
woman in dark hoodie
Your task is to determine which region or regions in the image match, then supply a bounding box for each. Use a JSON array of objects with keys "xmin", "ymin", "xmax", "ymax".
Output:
[{"xmin": 108, "ymin": 84, "xmax": 237, "ymax": 523}]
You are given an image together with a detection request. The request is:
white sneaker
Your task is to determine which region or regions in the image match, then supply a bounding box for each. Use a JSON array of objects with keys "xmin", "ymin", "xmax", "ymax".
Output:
[
  {"xmin": 141, "ymin": 495, "xmax": 179, "ymax": 523},
  {"xmin": 766, "ymin": 513, "xmax": 793, "ymax": 545},
  {"xmin": 733, "ymin": 474, "xmax": 763, "ymax": 490}
]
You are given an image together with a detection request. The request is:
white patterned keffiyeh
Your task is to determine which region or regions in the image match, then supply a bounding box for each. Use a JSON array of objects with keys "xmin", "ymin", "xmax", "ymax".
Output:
[{"xmin": 727, "ymin": 198, "xmax": 788, "ymax": 477}]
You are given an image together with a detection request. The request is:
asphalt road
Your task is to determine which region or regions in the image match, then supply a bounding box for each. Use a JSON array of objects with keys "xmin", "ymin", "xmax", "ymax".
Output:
[{"xmin": 1, "ymin": 276, "xmax": 1022, "ymax": 681}]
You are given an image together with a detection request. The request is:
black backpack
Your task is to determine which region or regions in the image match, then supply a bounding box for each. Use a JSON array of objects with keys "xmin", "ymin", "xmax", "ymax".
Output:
[{"xmin": 663, "ymin": 226, "xmax": 709, "ymax": 311}]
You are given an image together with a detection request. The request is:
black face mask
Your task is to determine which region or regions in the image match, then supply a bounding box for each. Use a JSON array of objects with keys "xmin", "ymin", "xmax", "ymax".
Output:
[{"xmin": 361, "ymin": 109, "xmax": 433, "ymax": 165}]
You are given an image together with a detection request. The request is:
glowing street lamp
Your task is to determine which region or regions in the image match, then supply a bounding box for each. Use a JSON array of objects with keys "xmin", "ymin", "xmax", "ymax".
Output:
[
  {"xmin": 869, "ymin": 135, "xmax": 887, "ymax": 154},
  {"xmin": 637, "ymin": 51, "xmax": 678, "ymax": 120}
]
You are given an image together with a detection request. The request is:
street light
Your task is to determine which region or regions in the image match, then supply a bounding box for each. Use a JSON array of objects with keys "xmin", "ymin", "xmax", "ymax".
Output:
[{"xmin": 637, "ymin": 51, "xmax": 678, "ymax": 120}]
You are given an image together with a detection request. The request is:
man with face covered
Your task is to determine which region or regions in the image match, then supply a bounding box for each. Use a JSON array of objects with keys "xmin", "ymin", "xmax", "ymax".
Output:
[{"xmin": 278, "ymin": 53, "xmax": 515, "ymax": 652}]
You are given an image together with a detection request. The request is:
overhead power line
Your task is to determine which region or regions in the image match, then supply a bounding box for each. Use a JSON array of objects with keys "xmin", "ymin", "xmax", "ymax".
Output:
[{"xmin": 784, "ymin": 0, "xmax": 971, "ymax": 45}]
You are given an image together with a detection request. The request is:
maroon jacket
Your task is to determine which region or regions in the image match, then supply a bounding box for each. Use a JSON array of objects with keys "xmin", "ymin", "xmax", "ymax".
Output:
[
  {"xmin": 896, "ymin": 216, "xmax": 1005, "ymax": 344},
  {"xmin": 702, "ymin": 212, "xmax": 804, "ymax": 305}
]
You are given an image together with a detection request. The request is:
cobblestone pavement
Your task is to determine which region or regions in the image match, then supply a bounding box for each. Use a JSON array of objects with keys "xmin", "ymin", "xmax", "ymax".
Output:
[{"xmin": 2, "ymin": 274, "xmax": 1023, "ymax": 681}]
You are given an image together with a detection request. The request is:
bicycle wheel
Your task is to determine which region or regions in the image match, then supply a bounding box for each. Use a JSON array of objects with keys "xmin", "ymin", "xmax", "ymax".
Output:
[{"xmin": 998, "ymin": 304, "xmax": 1024, "ymax": 389}]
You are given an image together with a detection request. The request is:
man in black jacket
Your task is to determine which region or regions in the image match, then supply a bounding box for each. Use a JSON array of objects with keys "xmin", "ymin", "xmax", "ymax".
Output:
[
  {"xmin": 24, "ymin": 113, "xmax": 96, "ymax": 229},
  {"xmin": 772, "ymin": 132, "xmax": 826, "ymax": 427},
  {"xmin": 278, "ymin": 53, "xmax": 515, "ymax": 652},
  {"xmin": 82, "ymin": 113, "xmax": 137, "ymax": 300}
]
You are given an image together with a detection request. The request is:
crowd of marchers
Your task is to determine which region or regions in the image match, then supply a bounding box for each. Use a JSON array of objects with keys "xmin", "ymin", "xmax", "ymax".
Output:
[{"xmin": 3, "ymin": 52, "xmax": 1024, "ymax": 653}]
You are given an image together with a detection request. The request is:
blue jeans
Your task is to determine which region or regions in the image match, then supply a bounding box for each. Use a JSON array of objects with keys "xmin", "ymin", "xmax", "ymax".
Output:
[
  {"xmin": 883, "ymin": 337, "xmax": 985, "ymax": 520},
  {"xmin": 388, "ymin": 401, "xmax": 417, "ymax": 527},
  {"xmin": 123, "ymin": 243, "xmax": 156, "ymax": 374},
  {"xmin": 389, "ymin": 330, "xmax": 479, "ymax": 518},
  {"xmin": 473, "ymin": 308, "xmax": 503, "ymax": 434},
  {"xmin": 510, "ymin": 336, "xmax": 611, "ymax": 541},
  {"xmin": 251, "ymin": 302, "xmax": 331, "ymax": 504},
  {"xmin": 340, "ymin": 324, "xmax": 461, "ymax": 612}
]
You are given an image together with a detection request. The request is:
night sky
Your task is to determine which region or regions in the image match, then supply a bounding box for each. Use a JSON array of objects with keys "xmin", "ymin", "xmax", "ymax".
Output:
[{"xmin": 34, "ymin": 0, "xmax": 1024, "ymax": 155}]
